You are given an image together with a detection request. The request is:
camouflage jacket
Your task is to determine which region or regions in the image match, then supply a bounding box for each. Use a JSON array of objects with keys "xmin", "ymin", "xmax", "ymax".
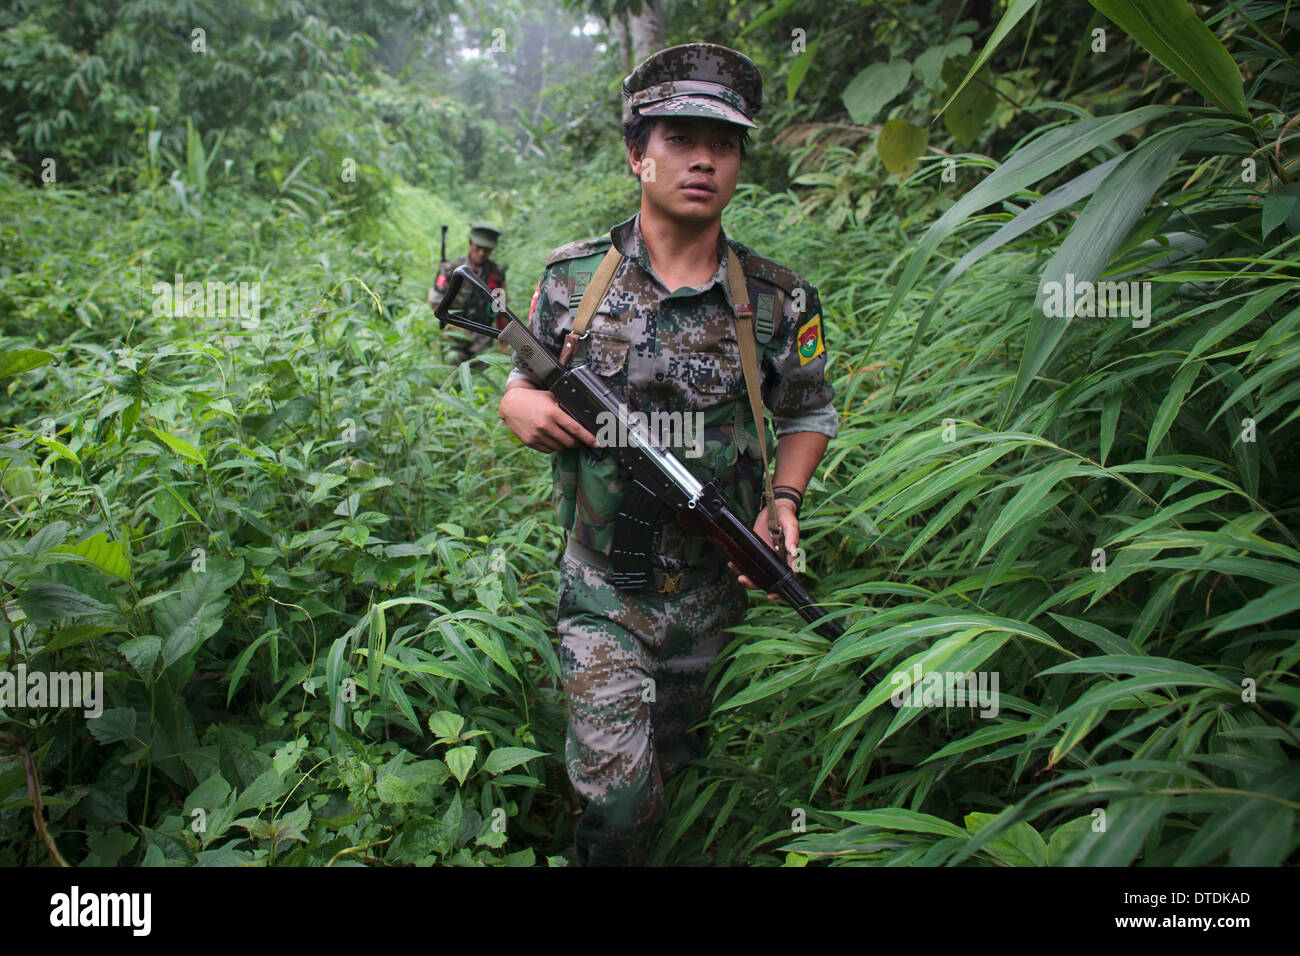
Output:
[{"xmin": 509, "ymin": 212, "xmax": 837, "ymax": 569}]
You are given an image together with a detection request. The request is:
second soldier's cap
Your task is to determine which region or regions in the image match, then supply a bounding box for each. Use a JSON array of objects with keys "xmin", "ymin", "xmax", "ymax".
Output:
[
  {"xmin": 468, "ymin": 222, "xmax": 500, "ymax": 249},
  {"xmin": 621, "ymin": 43, "xmax": 763, "ymax": 129}
]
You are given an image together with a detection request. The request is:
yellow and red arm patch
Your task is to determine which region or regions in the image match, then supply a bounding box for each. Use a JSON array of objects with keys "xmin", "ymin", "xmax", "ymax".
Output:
[{"xmin": 796, "ymin": 313, "xmax": 825, "ymax": 365}]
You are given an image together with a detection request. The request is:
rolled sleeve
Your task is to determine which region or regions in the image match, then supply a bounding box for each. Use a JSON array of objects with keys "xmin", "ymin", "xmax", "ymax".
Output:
[{"xmin": 774, "ymin": 401, "xmax": 839, "ymax": 439}]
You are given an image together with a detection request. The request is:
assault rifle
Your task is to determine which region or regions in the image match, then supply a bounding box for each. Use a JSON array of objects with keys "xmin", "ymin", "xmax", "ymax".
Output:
[{"xmin": 435, "ymin": 263, "xmax": 855, "ymax": 649}]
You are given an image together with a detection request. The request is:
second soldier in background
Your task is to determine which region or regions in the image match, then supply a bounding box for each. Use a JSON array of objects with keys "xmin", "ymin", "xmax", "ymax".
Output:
[{"xmin": 430, "ymin": 222, "xmax": 508, "ymax": 363}]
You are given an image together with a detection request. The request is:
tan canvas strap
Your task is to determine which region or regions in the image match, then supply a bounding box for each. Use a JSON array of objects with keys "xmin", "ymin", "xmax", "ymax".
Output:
[
  {"xmin": 561, "ymin": 246, "xmax": 626, "ymax": 367},
  {"xmin": 726, "ymin": 248, "xmax": 783, "ymax": 556}
]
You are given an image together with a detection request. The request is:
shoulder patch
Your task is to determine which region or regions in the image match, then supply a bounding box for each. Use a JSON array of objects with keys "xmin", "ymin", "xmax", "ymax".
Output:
[{"xmin": 545, "ymin": 235, "xmax": 613, "ymax": 268}]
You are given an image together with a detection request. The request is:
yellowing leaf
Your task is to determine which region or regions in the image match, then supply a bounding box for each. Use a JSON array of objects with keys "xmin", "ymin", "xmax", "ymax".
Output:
[
  {"xmin": 877, "ymin": 119, "xmax": 929, "ymax": 177},
  {"xmin": 54, "ymin": 532, "xmax": 132, "ymax": 581}
]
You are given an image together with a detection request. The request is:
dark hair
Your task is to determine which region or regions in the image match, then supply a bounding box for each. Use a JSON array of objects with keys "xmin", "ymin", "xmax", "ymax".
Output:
[{"xmin": 621, "ymin": 113, "xmax": 750, "ymax": 170}]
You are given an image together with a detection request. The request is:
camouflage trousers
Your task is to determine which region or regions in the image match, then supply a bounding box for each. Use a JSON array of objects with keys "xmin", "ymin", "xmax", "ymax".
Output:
[{"xmin": 557, "ymin": 547, "xmax": 749, "ymax": 866}]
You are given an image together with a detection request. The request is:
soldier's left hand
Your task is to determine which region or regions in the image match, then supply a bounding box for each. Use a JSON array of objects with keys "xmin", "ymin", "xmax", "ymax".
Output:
[{"xmin": 730, "ymin": 498, "xmax": 800, "ymax": 598}]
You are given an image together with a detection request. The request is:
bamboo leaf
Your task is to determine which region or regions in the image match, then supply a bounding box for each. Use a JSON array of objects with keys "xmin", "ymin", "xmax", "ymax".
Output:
[
  {"xmin": 979, "ymin": 459, "xmax": 1082, "ymax": 560},
  {"xmin": 1146, "ymin": 361, "xmax": 1202, "ymax": 456},
  {"xmin": 1088, "ymin": 0, "xmax": 1249, "ymax": 118},
  {"xmin": 1013, "ymin": 125, "xmax": 1208, "ymax": 412},
  {"xmin": 872, "ymin": 105, "xmax": 1171, "ymax": 362}
]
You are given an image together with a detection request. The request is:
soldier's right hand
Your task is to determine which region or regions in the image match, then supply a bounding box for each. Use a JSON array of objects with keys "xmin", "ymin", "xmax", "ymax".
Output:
[{"xmin": 499, "ymin": 383, "xmax": 598, "ymax": 453}]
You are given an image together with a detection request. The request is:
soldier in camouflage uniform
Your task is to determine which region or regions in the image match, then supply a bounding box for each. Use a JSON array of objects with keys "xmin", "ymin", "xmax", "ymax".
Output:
[
  {"xmin": 498, "ymin": 44, "xmax": 837, "ymax": 866},
  {"xmin": 429, "ymin": 222, "xmax": 508, "ymax": 363}
]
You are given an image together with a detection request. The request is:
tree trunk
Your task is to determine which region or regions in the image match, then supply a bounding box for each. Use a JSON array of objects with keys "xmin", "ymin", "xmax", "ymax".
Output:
[
  {"xmin": 620, "ymin": 1, "xmax": 664, "ymax": 123},
  {"xmin": 628, "ymin": 0, "xmax": 665, "ymax": 65}
]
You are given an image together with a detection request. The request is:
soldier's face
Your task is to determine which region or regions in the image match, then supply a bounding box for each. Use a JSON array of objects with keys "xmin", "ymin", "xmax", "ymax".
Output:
[
  {"xmin": 468, "ymin": 242, "xmax": 489, "ymax": 267},
  {"xmin": 631, "ymin": 117, "xmax": 741, "ymax": 225}
]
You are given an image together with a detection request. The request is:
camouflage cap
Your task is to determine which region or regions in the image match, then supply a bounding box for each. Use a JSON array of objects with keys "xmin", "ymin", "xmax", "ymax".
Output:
[
  {"xmin": 468, "ymin": 222, "xmax": 500, "ymax": 249},
  {"xmin": 622, "ymin": 43, "xmax": 763, "ymax": 129}
]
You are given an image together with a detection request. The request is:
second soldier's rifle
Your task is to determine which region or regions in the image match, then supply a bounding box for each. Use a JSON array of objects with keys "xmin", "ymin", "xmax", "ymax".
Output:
[{"xmin": 436, "ymin": 263, "xmax": 862, "ymax": 656}]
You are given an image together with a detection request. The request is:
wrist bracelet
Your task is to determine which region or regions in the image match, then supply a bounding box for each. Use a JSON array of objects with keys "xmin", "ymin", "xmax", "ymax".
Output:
[{"xmin": 772, "ymin": 489, "xmax": 803, "ymax": 516}]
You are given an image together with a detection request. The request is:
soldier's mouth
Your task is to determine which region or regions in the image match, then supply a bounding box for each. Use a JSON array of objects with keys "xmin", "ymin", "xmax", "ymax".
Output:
[{"xmin": 681, "ymin": 182, "xmax": 716, "ymax": 199}]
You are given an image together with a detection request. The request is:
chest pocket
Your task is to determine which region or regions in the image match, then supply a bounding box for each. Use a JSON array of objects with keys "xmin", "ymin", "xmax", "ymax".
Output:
[{"xmin": 582, "ymin": 331, "xmax": 630, "ymax": 377}]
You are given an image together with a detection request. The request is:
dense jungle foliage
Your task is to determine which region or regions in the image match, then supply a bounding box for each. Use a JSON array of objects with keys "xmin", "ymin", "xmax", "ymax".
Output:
[{"xmin": 1, "ymin": 0, "xmax": 1298, "ymax": 867}]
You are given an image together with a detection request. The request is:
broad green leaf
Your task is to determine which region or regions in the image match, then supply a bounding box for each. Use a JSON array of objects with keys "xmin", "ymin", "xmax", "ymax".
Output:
[
  {"xmin": 118, "ymin": 635, "xmax": 162, "ymax": 680},
  {"xmin": 185, "ymin": 774, "xmax": 232, "ymax": 816},
  {"xmin": 483, "ymin": 747, "xmax": 547, "ymax": 775},
  {"xmin": 17, "ymin": 582, "xmax": 111, "ymax": 622},
  {"xmin": 1046, "ymin": 816, "xmax": 1098, "ymax": 865},
  {"xmin": 156, "ymin": 557, "xmax": 244, "ymax": 671},
  {"xmin": 842, "ymin": 60, "xmax": 911, "ymax": 125},
  {"xmin": 0, "ymin": 348, "xmax": 56, "ymax": 378},
  {"xmin": 445, "ymin": 746, "xmax": 476, "ymax": 786},
  {"xmin": 35, "ymin": 623, "xmax": 120, "ymax": 656},
  {"xmin": 1048, "ymin": 615, "xmax": 1140, "ymax": 656},
  {"xmin": 234, "ymin": 768, "xmax": 290, "ymax": 814},
  {"xmin": 965, "ymin": 812, "xmax": 1047, "ymax": 866},
  {"xmin": 428, "ymin": 711, "xmax": 465, "ymax": 740},
  {"xmin": 1065, "ymin": 795, "xmax": 1169, "ymax": 865},
  {"xmin": 941, "ymin": 61, "xmax": 997, "ymax": 146},
  {"xmin": 1262, "ymin": 192, "xmax": 1297, "ymax": 239},
  {"xmin": 912, "ymin": 37, "xmax": 972, "ymax": 90},
  {"xmin": 376, "ymin": 774, "xmax": 425, "ymax": 805},
  {"xmin": 88, "ymin": 708, "xmax": 138, "ymax": 745}
]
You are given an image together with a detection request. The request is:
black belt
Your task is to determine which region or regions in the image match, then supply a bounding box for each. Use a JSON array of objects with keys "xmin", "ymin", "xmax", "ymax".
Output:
[{"xmin": 564, "ymin": 539, "xmax": 723, "ymax": 596}]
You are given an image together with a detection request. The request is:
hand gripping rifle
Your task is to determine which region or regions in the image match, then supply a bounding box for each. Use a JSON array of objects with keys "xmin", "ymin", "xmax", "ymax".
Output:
[{"xmin": 435, "ymin": 263, "xmax": 856, "ymax": 650}]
